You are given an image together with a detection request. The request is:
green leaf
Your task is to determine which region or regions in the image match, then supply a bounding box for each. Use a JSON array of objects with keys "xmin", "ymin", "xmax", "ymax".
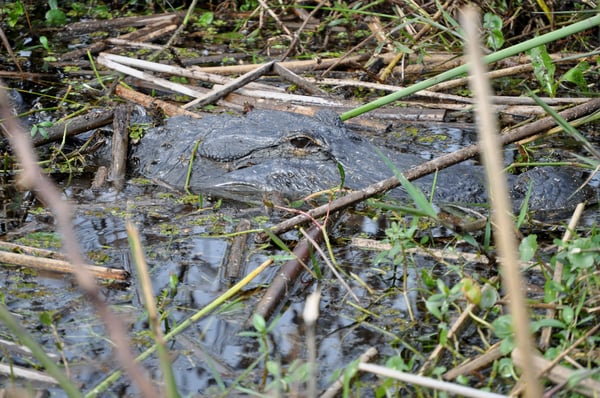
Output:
[
  {"xmin": 492, "ymin": 315, "xmax": 513, "ymax": 339},
  {"xmin": 336, "ymin": 161, "xmax": 346, "ymax": 188},
  {"xmin": 519, "ymin": 234, "xmax": 538, "ymax": 262},
  {"xmin": 252, "ymin": 314, "xmax": 266, "ymax": 333},
  {"xmin": 531, "ymin": 318, "xmax": 565, "ymax": 331},
  {"xmin": 342, "ymin": 359, "xmax": 360, "ymax": 396},
  {"xmin": 46, "ymin": 9, "xmax": 67, "ymax": 26},
  {"xmin": 498, "ymin": 357, "xmax": 515, "ymax": 377},
  {"xmin": 480, "ymin": 286, "xmax": 498, "ymax": 309},
  {"xmin": 39, "ymin": 311, "xmax": 52, "ymax": 326},
  {"xmin": 528, "ymin": 45, "xmax": 556, "ymax": 96},
  {"xmin": 197, "ymin": 12, "xmax": 214, "ymax": 27},
  {"xmin": 483, "ymin": 13, "xmax": 504, "ymax": 50},
  {"xmin": 460, "ymin": 278, "xmax": 481, "ymax": 305},
  {"xmin": 7, "ymin": 1, "xmax": 25, "ymax": 28},
  {"xmin": 39, "ymin": 36, "xmax": 50, "ymax": 51},
  {"xmin": 421, "ymin": 268, "xmax": 436, "ymax": 288},
  {"xmin": 374, "ymin": 148, "xmax": 437, "ymax": 218},
  {"xmin": 561, "ymin": 306, "xmax": 574, "ymax": 324},
  {"xmin": 560, "ymin": 62, "xmax": 590, "ymax": 93},
  {"xmin": 266, "ymin": 360, "xmax": 280, "ymax": 376}
]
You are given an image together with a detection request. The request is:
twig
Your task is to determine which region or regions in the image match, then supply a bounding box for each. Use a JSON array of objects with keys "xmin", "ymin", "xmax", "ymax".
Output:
[
  {"xmin": 108, "ymin": 105, "xmax": 129, "ymax": 190},
  {"xmin": 224, "ymin": 219, "xmax": 252, "ymax": 282},
  {"xmin": 0, "ymin": 250, "xmax": 129, "ymax": 281},
  {"xmin": 320, "ymin": 347, "xmax": 378, "ymax": 398},
  {"xmin": 32, "ymin": 109, "xmax": 115, "ymax": 146},
  {"xmin": 252, "ymin": 223, "xmax": 326, "ymax": 322},
  {"xmin": 257, "ymin": 0, "xmax": 295, "ymax": 41},
  {"xmin": 99, "ymin": 54, "xmax": 343, "ymax": 107},
  {"xmin": 183, "ymin": 61, "xmax": 275, "ymax": 108},
  {"xmin": 420, "ymin": 279, "xmax": 500, "ymax": 375},
  {"xmin": 300, "ymin": 227, "xmax": 358, "ymax": 302},
  {"xmin": 114, "ymin": 85, "xmax": 201, "ymax": 118},
  {"xmin": 0, "ymin": 26, "xmax": 23, "ymax": 75},
  {"xmin": 443, "ymin": 342, "xmax": 504, "ymax": 381},
  {"xmin": 273, "ymin": 63, "xmax": 328, "ymax": 96},
  {"xmin": 539, "ymin": 202, "xmax": 586, "ymax": 349},
  {"xmin": 0, "ymin": 363, "xmax": 58, "ymax": 385},
  {"xmin": 0, "ymin": 337, "xmax": 60, "ymax": 361},
  {"xmin": 357, "ymin": 362, "xmax": 507, "ymax": 398},
  {"xmin": 462, "ymin": 7, "xmax": 541, "ymax": 397}
]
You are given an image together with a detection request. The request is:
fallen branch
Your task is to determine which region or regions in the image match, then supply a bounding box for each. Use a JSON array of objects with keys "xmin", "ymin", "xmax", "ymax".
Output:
[
  {"xmin": 253, "ymin": 222, "xmax": 326, "ymax": 322},
  {"xmin": 114, "ymin": 85, "xmax": 201, "ymax": 118},
  {"xmin": 256, "ymin": 98, "xmax": 600, "ymax": 242},
  {"xmin": 0, "ymin": 249, "xmax": 129, "ymax": 281},
  {"xmin": 32, "ymin": 109, "xmax": 115, "ymax": 146}
]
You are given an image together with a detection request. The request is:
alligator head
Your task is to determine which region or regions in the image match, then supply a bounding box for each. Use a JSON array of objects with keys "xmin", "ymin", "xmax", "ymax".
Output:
[
  {"xmin": 132, "ymin": 109, "xmax": 596, "ymax": 211},
  {"xmin": 133, "ymin": 110, "xmax": 370, "ymax": 201}
]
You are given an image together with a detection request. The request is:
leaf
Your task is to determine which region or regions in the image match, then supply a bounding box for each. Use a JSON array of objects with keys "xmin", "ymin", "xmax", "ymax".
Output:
[
  {"xmin": 492, "ymin": 315, "xmax": 513, "ymax": 339},
  {"xmin": 519, "ymin": 234, "xmax": 538, "ymax": 262},
  {"xmin": 46, "ymin": 9, "xmax": 66, "ymax": 26},
  {"xmin": 252, "ymin": 314, "xmax": 266, "ymax": 333},
  {"xmin": 560, "ymin": 62, "xmax": 590, "ymax": 93},
  {"xmin": 39, "ymin": 36, "xmax": 49, "ymax": 51},
  {"xmin": 483, "ymin": 13, "xmax": 504, "ymax": 50},
  {"xmin": 460, "ymin": 278, "xmax": 481, "ymax": 305},
  {"xmin": 528, "ymin": 45, "xmax": 556, "ymax": 96},
  {"xmin": 479, "ymin": 286, "xmax": 498, "ymax": 309},
  {"xmin": 561, "ymin": 306, "xmax": 575, "ymax": 324},
  {"xmin": 421, "ymin": 268, "xmax": 436, "ymax": 288},
  {"xmin": 336, "ymin": 161, "xmax": 346, "ymax": 188},
  {"xmin": 374, "ymin": 148, "xmax": 437, "ymax": 219},
  {"xmin": 197, "ymin": 12, "xmax": 214, "ymax": 27},
  {"xmin": 39, "ymin": 311, "xmax": 52, "ymax": 326}
]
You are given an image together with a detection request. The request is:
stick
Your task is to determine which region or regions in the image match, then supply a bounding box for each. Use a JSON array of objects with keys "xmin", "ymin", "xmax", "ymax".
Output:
[
  {"xmin": 256, "ymin": 97, "xmax": 600, "ymax": 242},
  {"xmin": 224, "ymin": 219, "xmax": 252, "ymax": 283},
  {"xmin": 183, "ymin": 61, "xmax": 275, "ymax": 108},
  {"xmin": 32, "ymin": 109, "xmax": 115, "ymax": 146},
  {"xmin": 114, "ymin": 85, "xmax": 201, "ymax": 118},
  {"xmin": 463, "ymin": 7, "xmax": 541, "ymax": 397},
  {"xmin": 0, "ymin": 250, "xmax": 129, "ymax": 280},
  {"xmin": 253, "ymin": 223, "xmax": 325, "ymax": 322},
  {"xmin": 108, "ymin": 105, "xmax": 129, "ymax": 190}
]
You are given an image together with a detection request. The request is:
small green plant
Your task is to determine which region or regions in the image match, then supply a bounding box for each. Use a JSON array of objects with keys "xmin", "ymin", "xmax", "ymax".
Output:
[
  {"xmin": 239, "ymin": 0, "xmax": 259, "ymax": 12},
  {"xmin": 528, "ymin": 44, "xmax": 591, "ymax": 96},
  {"xmin": 45, "ymin": 0, "xmax": 67, "ymax": 26},
  {"xmin": 155, "ymin": 274, "xmax": 179, "ymax": 333},
  {"xmin": 483, "ymin": 12, "xmax": 505, "ymax": 50},
  {"xmin": 2, "ymin": 1, "xmax": 25, "ymax": 28},
  {"xmin": 236, "ymin": 314, "xmax": 310, "ymax": 395},
  {"xmin": 374, "ymin": 355, "xmax": 417, "ymax": 397},
  {"xmin": 31, "ymin": 121, "xmax": 53, "ymax": 139},
  {"xmin": 196, "ymin": 11, "xmax": 214, "ymax": 28}
]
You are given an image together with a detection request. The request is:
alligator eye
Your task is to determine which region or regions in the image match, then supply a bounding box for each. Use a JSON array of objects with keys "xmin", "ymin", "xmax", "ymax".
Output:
[{"xmin": 290, "ymin": 136, "xmax": 317, "ymax": 148}]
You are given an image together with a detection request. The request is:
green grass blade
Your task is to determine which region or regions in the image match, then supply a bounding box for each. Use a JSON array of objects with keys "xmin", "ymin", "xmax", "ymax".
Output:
[
  {"xmin": 528, "ymin": 90, "xmax": 600, "ymax": 159},
  {"xmin": 374, "ymin": 148, "xmax": 437, "ymax": 218}
]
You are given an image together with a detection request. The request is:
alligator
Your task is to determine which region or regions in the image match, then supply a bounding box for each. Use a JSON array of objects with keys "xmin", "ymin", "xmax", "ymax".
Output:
[{"xmin": 132, "ymin": 109, "xmax": 597, "ymax": 213}]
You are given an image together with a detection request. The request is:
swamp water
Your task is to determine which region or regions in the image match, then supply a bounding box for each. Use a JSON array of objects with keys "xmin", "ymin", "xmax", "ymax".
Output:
[{"xmin": 0, "ymin": 122, "xmax": 593, "ymax": 396}]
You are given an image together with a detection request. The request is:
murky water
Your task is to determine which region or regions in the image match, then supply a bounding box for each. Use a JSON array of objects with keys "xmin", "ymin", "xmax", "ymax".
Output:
[{"xmin": 1, "ymin": 120, "xmax": 597, "ymax": 396}]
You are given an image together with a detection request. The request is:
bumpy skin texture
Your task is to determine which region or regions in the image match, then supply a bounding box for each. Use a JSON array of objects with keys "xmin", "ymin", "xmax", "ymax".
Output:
[{"xmin": 132, "ymin": 110, "xmax": 597, "ymax": 210}]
